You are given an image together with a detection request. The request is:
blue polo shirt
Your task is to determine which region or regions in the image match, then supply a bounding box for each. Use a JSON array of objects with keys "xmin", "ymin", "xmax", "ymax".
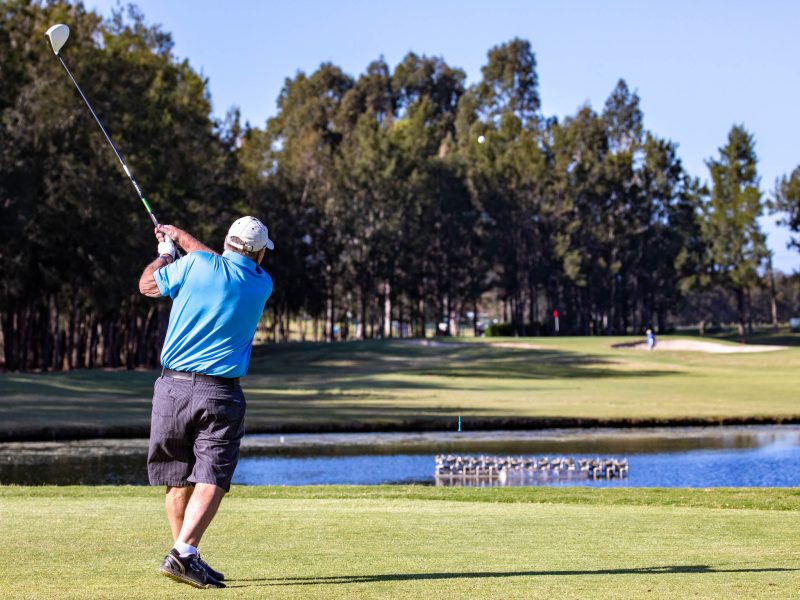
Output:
[{"xmin": 153, "ymin": 250, "xmax": 272, "ymax": 377}]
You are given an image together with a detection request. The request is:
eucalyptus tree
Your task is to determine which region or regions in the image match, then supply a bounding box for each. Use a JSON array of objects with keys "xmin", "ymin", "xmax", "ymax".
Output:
[
  {"xmin": 773, "ymin": 166, "xmax": 800, "ymax": 251},
  {"xmin": 1, "ymin": 1, "xmax": 230, "ymax": 369},
  {"xmin": 637, "ymin": 134, "xmax": 702, "ymax": 331},
  {"xmin": 547, "ymin": 106, "xmax": 611, "ymax": 333},
  {"xmin": 258, "ymin": 64, "xmax": 354, "ymax": 339},
  {"xmin": 599, "ymin": 80, "xmax": 644, "ymax": 332},
  {"xmin": 386, "ymin": 53, "xmax": 466, "ymax": 335},
  {"xmin": 334, "ymin": 103, "xmax": 397, "ymax": 338},
  {"xmin": 457, "ymin": 39, "xmax": 548, "ymax": 332},
  {"xmin": 703, "ymin": 125, "xmax": 768, "ymax": 335}
]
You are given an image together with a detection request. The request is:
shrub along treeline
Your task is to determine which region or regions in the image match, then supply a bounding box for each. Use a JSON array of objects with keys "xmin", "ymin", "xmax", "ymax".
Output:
[{"xmin": 2, "ymin": 1, "xmax": 799, "ymax": 371}]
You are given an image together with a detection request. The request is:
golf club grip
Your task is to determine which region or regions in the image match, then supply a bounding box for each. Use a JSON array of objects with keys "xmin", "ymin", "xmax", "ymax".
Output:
[{"xmin": 156, "ymin": 225, "xmax": 183, "ymax": 259}]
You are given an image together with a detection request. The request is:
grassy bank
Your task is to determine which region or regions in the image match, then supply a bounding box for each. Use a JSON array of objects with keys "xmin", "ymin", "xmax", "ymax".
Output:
[
  {"xmin": 2, "ymin": 486, "xmax": 798, "ymax": 599},
  {"xmin": 1, "ymin": 335, "xmax": 799, "ymax": 440}
]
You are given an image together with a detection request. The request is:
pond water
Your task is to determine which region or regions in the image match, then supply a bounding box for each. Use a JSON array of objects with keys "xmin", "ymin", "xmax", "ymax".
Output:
[{"xmin": 1, "ymin": 426, "xmax": 799, "ymax": 487}]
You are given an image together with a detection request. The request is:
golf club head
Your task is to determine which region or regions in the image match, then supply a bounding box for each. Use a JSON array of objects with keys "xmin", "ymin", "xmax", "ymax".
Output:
[{"xmin": 45, "ymin": 24, "xmax": 70, "ymax": 55}]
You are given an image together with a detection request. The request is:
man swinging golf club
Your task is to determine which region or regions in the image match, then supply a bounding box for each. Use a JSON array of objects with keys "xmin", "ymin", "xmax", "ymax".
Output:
[
  {"xmin": 139, "ymin": 216, "xmax": 274, "ymax": 589},
  {"xmin": 46, "ymin": 26, "xmax": 272, "ymax": 586}
]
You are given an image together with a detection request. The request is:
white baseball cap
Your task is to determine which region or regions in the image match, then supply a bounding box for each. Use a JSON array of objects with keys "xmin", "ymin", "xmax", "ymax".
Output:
[{"xmin": 226, "ymin": 216, "xmax": 274, "ymax": 252}]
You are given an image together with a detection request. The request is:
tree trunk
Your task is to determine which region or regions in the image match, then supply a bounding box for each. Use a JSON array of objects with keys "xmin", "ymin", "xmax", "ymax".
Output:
[
  {"xmin": 769, "ymin": 269, "xmax": 779, "ymax": 333},
  {"xmin": 299, "ymin": 312, "xmax": 307, "ymax": 342},
  {"xmin": 383, "ymin": 279, "xmax": 392, "ymax": 338},
  {"xmin": 657, "ymin": 308, "xmax": 667, "ymax": 335},
  {"xmin": 418, "ymin": 296, "xmax": 426, "ymax": 338},
  {"xmin": 2, "ymin": 305, "xmax": 16, "ymax": 370},
  {"xmin": 735, "ymin": 288, "xmax": 746, "ymax": 338},
  {"xmin": 472, "ymin": 297, "xmax": 479, "ymax": 337},
  {"xmin": 53, "ymin": 300, "xmax": 62, "ymax": 371},
  {"xmin": 326, "ymin": 288, "xmax": 335, "ymax": 342},
  {"xmin": 105, "ymin": 320, "xmax": 115, "ymax": 367},
  {"xmin": 68, "ymin": 283, "xmax": 79, "ymax": 370},
  {"xmin": 744, "ymin": 287, "xmax": 754, "ymax": 335},
  {"xmin": 608, "ymin": 275, "xmax": 616, "ymax": 335},
  {"xmin": 448, "ymin": 297, "xmax": 457, "ymax": 337},
  {"xmin": 31, "ymin": 304, "xmax": 41, "ymax": 370},
  {"xmin": 139, "ymin": 306, "xmax": 154, "ymax": 365},
  {"xmin": 277, "ymin": 307, "xmax": 286, "ymax": 342},
  {"xmin": 20, "ymin": 306, "xmax": 30, "ymax": 372},
  {"xmin": 360, "ymin": 284, "xmax": 368, "ymax": 340},
  {"xmin": 40, "ymin": 303, "xmax": 48, "ymax": 368}
]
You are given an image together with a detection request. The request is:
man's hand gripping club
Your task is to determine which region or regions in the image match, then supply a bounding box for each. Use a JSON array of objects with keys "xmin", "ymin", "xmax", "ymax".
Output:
[
  {"xmin": 156, "ymin": 224, "xmax": 218, "ymax": 256},
  {"xmin": 138, "ymin": 225, "xmax": 218, "ymax": 297},
  {"xmin": 157, "ymin": 228, "xmax": 177, "ymax": 264}
]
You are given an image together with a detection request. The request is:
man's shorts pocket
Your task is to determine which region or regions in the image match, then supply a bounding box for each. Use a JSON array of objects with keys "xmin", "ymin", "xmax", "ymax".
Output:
[
  {"xmin": 206, "ymin": 394, "xmax": 244, "ymax": 426},
  {"xmin": 152, "ymin": 377, "xmax": 175, "ymax": 418}
]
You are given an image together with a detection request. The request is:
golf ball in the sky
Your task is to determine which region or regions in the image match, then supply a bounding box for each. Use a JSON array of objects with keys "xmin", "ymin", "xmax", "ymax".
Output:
[{"xmin": 478, "ymin": 135, "xmax": 486, "ymax": 144}]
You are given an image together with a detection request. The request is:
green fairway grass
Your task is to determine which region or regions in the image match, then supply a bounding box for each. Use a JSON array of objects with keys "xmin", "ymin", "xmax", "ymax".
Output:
[
  {"xmin": 1, "ymin": 335, "xmax": 799, "ymax": 439},
  {"xmin": 2, "ymin": 486, "xmax": 799, "ymax": 599}
]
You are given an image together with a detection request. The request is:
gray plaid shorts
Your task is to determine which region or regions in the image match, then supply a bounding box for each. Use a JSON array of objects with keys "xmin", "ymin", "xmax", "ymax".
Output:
[{"xmin": 147, "ymin": 374, "xmax": 246, "ymax": 492}]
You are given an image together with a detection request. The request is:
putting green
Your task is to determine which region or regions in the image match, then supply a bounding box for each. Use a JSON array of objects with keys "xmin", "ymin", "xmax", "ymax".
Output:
[{"xmin": 2, "ymin": 486, "xmax": 799, "ymax": 599}]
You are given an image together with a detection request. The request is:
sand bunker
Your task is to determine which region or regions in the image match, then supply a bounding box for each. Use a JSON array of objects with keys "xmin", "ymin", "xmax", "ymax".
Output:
[{"xmin": 613, "ymin": 339, "xmax": 787, "ymax": 353}]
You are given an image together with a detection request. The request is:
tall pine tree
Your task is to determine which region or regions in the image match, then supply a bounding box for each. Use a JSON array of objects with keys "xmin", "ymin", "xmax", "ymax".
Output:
[{"xmin": 704, "ymin": 125, "xmax": 768, "ymax": 335}]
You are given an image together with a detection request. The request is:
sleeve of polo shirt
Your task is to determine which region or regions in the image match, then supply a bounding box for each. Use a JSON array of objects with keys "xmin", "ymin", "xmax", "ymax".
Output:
[{"xmin": 153, "ymin": 253, "xmax": 196, "ymax": 299}]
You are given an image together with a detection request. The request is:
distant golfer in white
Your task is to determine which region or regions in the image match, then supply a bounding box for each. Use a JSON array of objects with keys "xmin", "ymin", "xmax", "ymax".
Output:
[
  {"xmin": 646, "ymin": 328, "xmax": 656, "ymax": 351},
  {"xmin": 139, "ymin": 216, "xmax": 273, "ymax": 589}
]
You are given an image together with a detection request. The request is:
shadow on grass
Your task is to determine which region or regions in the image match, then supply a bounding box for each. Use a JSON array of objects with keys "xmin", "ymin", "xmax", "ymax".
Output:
[
  {"xmin": 248, "ymin": 339, "xmax": 681, "ymax": 386},
  {"xmin": 0, "ymin": 339, "xmax": 678, "ymax": 402},
  {"xmin": 0, "ymin": 338, "xmax": 686, "ymax": 439},
  {"xmin": 228, "ymin": 565, "xmax": 798, "ymax": 587},
  {"xmin": 0, "ymin": 370, "xmax": 155, "ymax": 398}
]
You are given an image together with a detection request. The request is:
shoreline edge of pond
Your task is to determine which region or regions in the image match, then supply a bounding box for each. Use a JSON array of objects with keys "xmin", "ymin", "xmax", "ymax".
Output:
[{"xmin": 5, "ymin": 414, "xmax": 800, "ymax": 443}]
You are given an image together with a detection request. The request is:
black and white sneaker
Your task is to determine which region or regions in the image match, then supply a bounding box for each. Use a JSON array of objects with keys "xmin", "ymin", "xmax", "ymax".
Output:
[
  {"xmin": 198, "ymin": 554, "xmax": 225, "ymax": 581},
  {"xmin": 159, "ymin": 549, "xmax": 226, "ymax": 589}
]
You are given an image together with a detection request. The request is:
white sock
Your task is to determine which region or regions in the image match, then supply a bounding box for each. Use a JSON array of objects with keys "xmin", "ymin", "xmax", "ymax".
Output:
[{"xmin": 173, "ymin": 540, "xmax": 198, "ymax": 557}]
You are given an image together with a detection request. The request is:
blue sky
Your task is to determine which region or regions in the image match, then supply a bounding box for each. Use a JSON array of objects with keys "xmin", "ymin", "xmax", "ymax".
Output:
[{"xmin": 89, "ymin": 0, "xmax": 800, "ymax": 272}]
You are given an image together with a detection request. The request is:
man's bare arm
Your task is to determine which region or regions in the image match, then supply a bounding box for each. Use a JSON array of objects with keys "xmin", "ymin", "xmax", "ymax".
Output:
[
  {"xmin": 139, "ymin": 256, "xmax": 171, "ymax": 298},
  {"xmin": 158, "ymin": 225, "xmax": 218, "ymax": 256}
]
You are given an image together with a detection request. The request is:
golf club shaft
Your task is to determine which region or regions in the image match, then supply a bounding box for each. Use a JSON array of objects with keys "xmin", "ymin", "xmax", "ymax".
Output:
[
  {"xmin": 57, "ymin": 56, "xmax": 157, "ymax": 225},
  {"xmin": 56, "ymin": 55, "xmax": 181, "ymax": 256}
]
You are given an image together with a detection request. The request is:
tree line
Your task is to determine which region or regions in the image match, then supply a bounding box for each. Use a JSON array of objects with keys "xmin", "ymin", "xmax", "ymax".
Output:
[{"xmin": 1, "ymin": 1, "xmax": 798, "ymax": 371}]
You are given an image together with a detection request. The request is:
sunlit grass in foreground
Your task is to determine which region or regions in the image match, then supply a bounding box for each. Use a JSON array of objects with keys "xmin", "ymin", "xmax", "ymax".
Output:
[{"xmin": 2, "ymin": 486, "xmax": 799, "ymax": 599}]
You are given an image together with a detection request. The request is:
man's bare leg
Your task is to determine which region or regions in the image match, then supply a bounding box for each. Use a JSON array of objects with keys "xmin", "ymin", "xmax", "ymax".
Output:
[
  {"xmin": 175, "ymin": 482, "xmax": 226, "ymax": 547},
  {"xmin": 159, "ymin": 483, "xmax": 227, "ymax": 588},
  {"xmin": 165, "ymin": 485, "xmax": 194, "ymax": 541}
]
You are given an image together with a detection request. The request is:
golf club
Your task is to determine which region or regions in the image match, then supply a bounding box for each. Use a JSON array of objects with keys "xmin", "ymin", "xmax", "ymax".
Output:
[{"xmin": 45, "ymin": 23, "xmax": 179, "ymax": 255}]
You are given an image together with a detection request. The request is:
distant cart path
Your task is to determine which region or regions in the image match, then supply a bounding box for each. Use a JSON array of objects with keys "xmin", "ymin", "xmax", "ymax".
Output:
[{"xmin": 1, "ymin": 335, "xmax": 798, "ymax": 441}]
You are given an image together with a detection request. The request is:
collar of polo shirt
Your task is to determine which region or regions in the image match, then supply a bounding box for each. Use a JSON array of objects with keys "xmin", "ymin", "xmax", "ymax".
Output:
[{"xmin": 223, "ymin": 249, "xmax": 259, "ymax": 269}]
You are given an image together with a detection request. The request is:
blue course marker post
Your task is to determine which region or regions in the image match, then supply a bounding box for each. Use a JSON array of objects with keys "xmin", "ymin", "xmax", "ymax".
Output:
[{"xmin": 458, "ymin": 416, "xmax": 462, "ymax": 432}]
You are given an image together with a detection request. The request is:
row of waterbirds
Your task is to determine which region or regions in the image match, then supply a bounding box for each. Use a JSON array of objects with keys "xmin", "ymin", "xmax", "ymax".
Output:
[{"xmin": 434, "ymin": 455, "xmax": 629, "ymax": 479}]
